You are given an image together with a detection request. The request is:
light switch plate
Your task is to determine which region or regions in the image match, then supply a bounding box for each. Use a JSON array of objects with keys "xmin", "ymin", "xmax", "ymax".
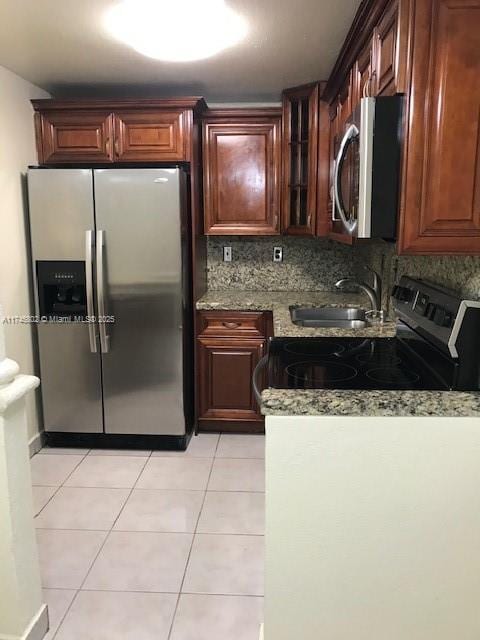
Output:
[
  {"xmin": 273, "ymin": 246, "xmax": 283, "ymax": 262},
  {"xmin": 223, "ymin": 246, "xmax": 232, "ymax": 262}
]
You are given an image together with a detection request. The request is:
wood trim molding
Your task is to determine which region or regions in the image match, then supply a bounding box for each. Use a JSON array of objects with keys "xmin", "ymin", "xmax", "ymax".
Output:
[
  {"xmin": 323, "ymin": 0, "xmax": 391, "ymax": 103},
  {"xmin": 31, "ymin": 97, "xmax": 208, "ymax": 115},
  {"xmin": 202, "ymin": 107, "xmax": 283, "ymax": 121}
]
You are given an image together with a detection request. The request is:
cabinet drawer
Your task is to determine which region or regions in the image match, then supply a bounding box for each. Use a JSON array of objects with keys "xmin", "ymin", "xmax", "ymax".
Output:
[{"xmin": 198, "ymin": 311, "xmax": 267, "ymax": 338}]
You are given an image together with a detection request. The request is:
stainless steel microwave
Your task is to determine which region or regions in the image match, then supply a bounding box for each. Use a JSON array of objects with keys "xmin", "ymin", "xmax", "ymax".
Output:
[{"xmin": 332, "ymin": 96, "xmax": 402, "ymax": 239}]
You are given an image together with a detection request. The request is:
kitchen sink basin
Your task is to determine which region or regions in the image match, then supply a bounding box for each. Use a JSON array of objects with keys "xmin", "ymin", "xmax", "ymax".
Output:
[{"xmin": 289, "ymin": 306, "xmax": 368, "ymax": 329}]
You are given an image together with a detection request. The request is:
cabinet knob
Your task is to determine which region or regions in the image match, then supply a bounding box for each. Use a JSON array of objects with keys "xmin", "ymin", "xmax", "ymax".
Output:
[{"xmin": 222, "ymin": 321, "xmax": 240, "ymax": 329}]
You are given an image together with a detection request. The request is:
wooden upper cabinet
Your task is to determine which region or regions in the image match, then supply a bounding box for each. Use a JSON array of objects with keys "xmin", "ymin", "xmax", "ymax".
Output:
[
  {"xmin": 352, "ymin": 38, "xmax": 375, "ymax": 108},
  {"xmin": 282, "ymin": 83, "xmax": 319, "ymax": 235},
  {"xmin": 32, "ymin": 98, "xmax": 206, "ymax": 165},
  {"xmin": 399, "ymin": 0, "xmax": 480, "ymax": 254},
  {"xmin": 113, "ymin": 110, "xmax": 188, "ymax": 162},
  {"xmin": 316, "ymin": 96, "xmax": 332, "ymax": 237},
  {"xmin": 34, "ymin": 110, "xmax": 114, "ymax": 164},
  {"xmin": 373, "ymin": 0, "xmax": 401, "ymax": 96},
  {"xmin": 327, "ymin": 71, "xmax": 357, "ymax": 243},
  {"xmin": 326, "ymin": 101, "xmax": 339, "ymax": 225},
  {"xmin": 202, "ymin": 110, "xmax": 282, "ymax": 235},
  {"xmin": 337, "ymin": 71, "xmax": 352, "ymax": 128}
]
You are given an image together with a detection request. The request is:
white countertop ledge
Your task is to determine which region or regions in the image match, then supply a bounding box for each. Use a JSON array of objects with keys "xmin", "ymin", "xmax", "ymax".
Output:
[{"xmin": 0, "ymin": 374, "xmax": 40, "ymax": 414}]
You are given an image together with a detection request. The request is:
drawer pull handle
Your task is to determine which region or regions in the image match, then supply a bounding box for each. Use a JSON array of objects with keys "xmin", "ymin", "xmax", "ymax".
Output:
[{"xmin": 222, "ymin": 321, "xmax": 241, "ymax": 329}]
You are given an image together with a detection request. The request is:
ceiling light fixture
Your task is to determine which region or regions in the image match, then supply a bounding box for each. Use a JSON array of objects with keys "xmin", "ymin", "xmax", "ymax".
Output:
[{"xmin": 104, "ymin": 0, "xmax": 248, "ymax": 62}]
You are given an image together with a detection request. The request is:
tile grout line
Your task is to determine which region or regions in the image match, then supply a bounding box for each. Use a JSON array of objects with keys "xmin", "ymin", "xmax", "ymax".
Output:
[
  {"xmin": 33, "ymin": 450, "xmax": 90, "ymax": 519},
  {"xmin": 76, "ymin": 587, "xmax": 263, "ymax": 598},
  {"xmin": 166, "ymin": 449, "xmax": 217, "ymax": 640},
  {"xmin": 34, "ymin": 526, "xmax": 265, "ymax": 536},
  {"xmin": 38, "ymin": 437, "xmax": 263, "ymax": 638},
  {"xmin": 39, "ymin": 485, "xmax": 265, "ymax": 492},
  {"xmin": 40, "ymin": 448, "xmax": 93, "ymax": 640},
  {"xmin": 49, "ymin": 451, "xmax": 153, "ymax": 640}
]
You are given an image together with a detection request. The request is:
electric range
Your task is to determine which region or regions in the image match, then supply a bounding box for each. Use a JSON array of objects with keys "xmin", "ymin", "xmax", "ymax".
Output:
[{"xmin": 264, "ymin": 277, "xmax": 480, "ymax": 393}]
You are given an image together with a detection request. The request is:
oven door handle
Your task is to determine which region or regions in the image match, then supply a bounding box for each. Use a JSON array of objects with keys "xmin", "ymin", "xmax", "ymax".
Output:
[
  {"xmin": 252, "ymin": 354, "xmax": 268, "ymax": 406},
  {"xmin": 333, "ymin": 122, "xmax": 359, "ymax": 235}
]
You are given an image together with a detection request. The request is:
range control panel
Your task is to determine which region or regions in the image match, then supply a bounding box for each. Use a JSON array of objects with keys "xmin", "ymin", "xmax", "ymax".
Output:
[
  {"xmin": 392, "ymin": 276, "xmax": 480, "ymax": 358},
  {"xmin": 393, "ymin": 278, "xmax": 458, "ymax": 329}
]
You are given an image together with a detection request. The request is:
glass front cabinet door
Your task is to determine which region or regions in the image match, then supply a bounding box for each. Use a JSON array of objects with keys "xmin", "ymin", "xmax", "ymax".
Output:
[{"xmin": 282, "ymin": 83, "xmax": 320, "ymax": 235}]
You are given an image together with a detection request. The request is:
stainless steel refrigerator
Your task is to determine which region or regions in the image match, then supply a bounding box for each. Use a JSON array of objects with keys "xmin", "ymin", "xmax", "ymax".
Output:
[{"xmin": 27, "ymin": 168, "xmax": 193, "ymax": 446}]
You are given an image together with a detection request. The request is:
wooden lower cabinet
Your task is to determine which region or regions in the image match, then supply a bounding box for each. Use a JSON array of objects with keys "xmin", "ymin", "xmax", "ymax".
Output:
[{"xmin": 196, "ymin": 311, "xmax": 271, "ymax": 433}]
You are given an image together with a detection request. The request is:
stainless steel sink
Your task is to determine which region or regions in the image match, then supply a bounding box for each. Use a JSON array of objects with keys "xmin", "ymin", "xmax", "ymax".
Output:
[{"xmin": 289, "ymin": 306, "xmax": 368, "ymax": 329}]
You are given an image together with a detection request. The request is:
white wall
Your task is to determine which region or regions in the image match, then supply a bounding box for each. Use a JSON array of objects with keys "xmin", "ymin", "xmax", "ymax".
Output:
[
  {"xmin": 265, "ymin": 415, "xmax": 480, "ymax": 639},
  {"xmin": 0, "ymin": 65, "xmax": 49, "ymax": 443}
]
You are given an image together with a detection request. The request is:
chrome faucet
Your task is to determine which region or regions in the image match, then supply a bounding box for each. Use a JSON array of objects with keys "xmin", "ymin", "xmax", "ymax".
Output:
[
  {"xmin": 364, "ymin": 266, "xmax": 382, "ymax": 304},
  {"xmin": 335, "ymin": 278, "xmax": 380, "ymax": 311}
]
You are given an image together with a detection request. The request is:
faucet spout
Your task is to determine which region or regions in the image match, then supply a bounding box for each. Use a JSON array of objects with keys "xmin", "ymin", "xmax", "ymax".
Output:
[{"xmin": 335, "ymin": 278, "xmax": 379, "ymax": 311}]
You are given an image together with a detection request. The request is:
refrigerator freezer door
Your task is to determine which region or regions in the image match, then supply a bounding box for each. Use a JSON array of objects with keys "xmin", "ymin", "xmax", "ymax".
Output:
[
  {"xmin": 36, "ymin": 323, "xmax": 104, "ymax": 432},
  {"xmin": 93, "ymin": 169, "xmax": 186, "ymax": 435},
  {"xmin": 28, "ymin": 169, "xmax": 103, "ymax": 433},
  {"xmin": 28, "ymin": 169, "xmax": 96, "ymax": 260}
]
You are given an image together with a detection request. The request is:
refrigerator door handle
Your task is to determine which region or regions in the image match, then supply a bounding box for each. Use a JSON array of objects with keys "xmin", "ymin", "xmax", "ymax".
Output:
[
  {"xmin": 96, "ymin": 229, "xmax": 110, "ymax": 353},
  {"xmin": 85, "ymin": 230, "xmax": 97, "ymax": 353}
]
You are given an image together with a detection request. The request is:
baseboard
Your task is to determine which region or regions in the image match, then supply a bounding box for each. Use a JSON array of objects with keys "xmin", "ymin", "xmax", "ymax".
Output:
[
  {"xmin": 0, "ymin": 603, "xmax": 49, "ymax": 640},
  {"xmin": 28, "ymin": 431, "xmax": 45, "ymax": 458}
]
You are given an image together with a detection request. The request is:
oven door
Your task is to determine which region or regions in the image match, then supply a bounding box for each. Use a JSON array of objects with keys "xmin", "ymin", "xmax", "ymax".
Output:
[{"xmin": 333, "ymin": 98, "xmax": 374, "ymax": 238}]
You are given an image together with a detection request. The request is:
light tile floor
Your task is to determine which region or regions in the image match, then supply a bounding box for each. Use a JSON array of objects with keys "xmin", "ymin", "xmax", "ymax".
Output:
[{"xmin": 31, "ymin": 434, "xmax": 265, "ymax": 640}]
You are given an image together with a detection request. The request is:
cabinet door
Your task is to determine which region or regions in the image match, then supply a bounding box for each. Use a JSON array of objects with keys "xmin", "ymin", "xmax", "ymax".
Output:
[
  {"xmin": 114, "ymin": 110, "xmax": 188, "ymax": 161},
  {"xmin": 399, "ymin": 0, "xmax": 480, "ymax": 254},
  {"xmin": 337, "ymin": 71, "xmax": 352, "ymax": 129},
  {"xmin": 373, "ymin": 0, "xmax": 400, "ymax": 96},
  {"xmin": 203, "ymin": 120, "xmax": 281, "ymax": 235},
  {"xmin": 328, "ymin": 73, "xmax": 355, "ymax": 243},
  {"xmin": 352, "ymin": 38, "xmax": 375, "ymax": 108},
  {"xmin": 282, "ymin": 83, "xmax": 319, "ymax": 235},
  {"xmin": 197, "ymin": 338, "xmax": 265, "ymax": 421},
  {"xmin": 37, "ymin": 111, "xmax": 113, "ymax": 164},
  {"xmin": 327, "ymin": 102, "xmax": 339, "ymax": 224}
]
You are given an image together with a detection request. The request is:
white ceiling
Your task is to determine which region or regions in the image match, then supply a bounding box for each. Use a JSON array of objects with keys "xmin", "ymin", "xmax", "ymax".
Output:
[{"xmin": 0, "ymin": 0, "xmax": 362, "ymax": 101}]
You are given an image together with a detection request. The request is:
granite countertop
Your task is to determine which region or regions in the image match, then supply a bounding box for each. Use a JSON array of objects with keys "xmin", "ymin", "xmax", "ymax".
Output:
[
  {"xmin": 196, "ymin": 291, "xmax": 480, "ymax": 417},
  {"xmin": 196, "ymin": 290, "xmax": 396, "ymax": 338},
  {"xmin": 261, "ymin": 389, "xmax": 480, "ymax": 417}
]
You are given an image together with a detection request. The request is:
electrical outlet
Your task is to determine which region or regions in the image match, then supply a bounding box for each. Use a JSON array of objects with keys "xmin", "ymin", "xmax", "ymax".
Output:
[
  {"xmin": 223, "ymin": 246, "xmax": 232, "ymax": 262},
  {"xmin": 273, "ymin": 246, "xmax": 283, "ymax": 262}
]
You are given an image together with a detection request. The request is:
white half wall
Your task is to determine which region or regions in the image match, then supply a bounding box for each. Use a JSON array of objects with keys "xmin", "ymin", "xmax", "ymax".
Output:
[
  {"xmin": 265, "ymin": 415, "xmax": 480, "ymax": 640},
  {"xmin": 0, "ymin": 65, "xmax": 49, "ymax": 443}
]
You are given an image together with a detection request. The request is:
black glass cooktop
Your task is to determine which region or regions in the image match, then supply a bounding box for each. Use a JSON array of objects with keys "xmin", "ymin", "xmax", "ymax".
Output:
[{"xmin": 267, "ymin": 336, "xmax": 453, "ymax": 391}]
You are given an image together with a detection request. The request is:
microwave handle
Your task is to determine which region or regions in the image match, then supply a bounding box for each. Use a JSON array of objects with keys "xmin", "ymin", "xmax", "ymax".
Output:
[{"xmin": 333, "ymin": 123, "xmax": 359, "ymax": 235}]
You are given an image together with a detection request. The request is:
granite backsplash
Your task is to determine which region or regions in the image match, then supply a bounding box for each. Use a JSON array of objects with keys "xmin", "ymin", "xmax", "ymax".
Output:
[
  {"xmin": 206, "ymin": 236, "xmax": 480, "ymax": 307},
  {"xmin": 207, "ymin": 236, "xmax": 361, "ymax": 291},
  {"xmin": 356, "ymin": 241, "xmax": 480, "ymax": 312}
]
